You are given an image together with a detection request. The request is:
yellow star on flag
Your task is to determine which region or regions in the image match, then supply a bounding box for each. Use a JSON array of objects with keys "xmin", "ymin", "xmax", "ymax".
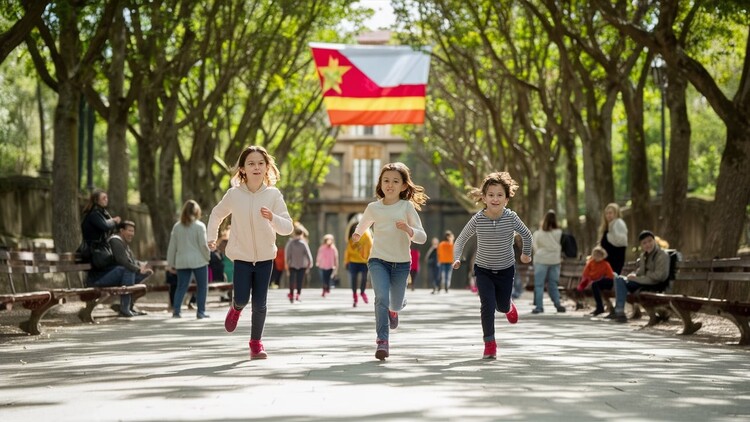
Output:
[{"xmin": 318, "ymin": 56, "xmax": 351, "ymax": 94}]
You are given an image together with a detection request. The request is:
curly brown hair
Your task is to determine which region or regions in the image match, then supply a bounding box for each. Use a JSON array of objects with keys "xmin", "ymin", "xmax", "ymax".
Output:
[{"xmin": 468, "ymin": 171, "xmax": 519, "ymax": 203}]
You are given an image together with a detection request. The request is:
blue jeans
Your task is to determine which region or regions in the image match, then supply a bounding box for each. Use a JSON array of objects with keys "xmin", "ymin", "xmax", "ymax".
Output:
[
  {"xmin": 439, "ymin": 263, "xmax": 453, "ymax": 290},
  {"xmin": 320, "ymin": 268, "xmax": 334, "ymax": 289},
  {"xmin": 533, "ymin": 263, "xmax": 561, "ymax": 310},
  {"xmin": 173, "ymin": 266, "xmax": 208, "ymax": 317},
  {"xmin": 368, "ymin": 258, "xmax": 410, "ymax": 341},
  {"xmin": 88, "ymin": 266, "xmax": 149, "ymax": 311},
  {"xmin": 429, "ymin": 263, "xmax": 440, "ymax": 289},
  {"xmin": 475, "ymin": 265, "xmax": 514, "ymax": 341},
  {"xmin": 348, "ymin": 262, "xmax": 369, "ymax": 293},
  {"xmin": 511, "ymin": 270, "xmax": 523, "ymax": 299},
  {"xmin": 233, "ymin": 259, "xmax": 273, "ymax": 340}
]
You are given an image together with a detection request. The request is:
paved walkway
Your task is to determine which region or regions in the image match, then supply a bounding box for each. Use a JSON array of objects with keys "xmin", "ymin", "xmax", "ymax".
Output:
[{"xmin": 1, "ymin": 289, "xmax": 749, "ymax": 421}]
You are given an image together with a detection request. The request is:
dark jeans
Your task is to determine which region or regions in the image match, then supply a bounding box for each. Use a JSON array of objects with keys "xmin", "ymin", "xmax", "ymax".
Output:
[
  {"xmin": 87, "ymin": 266, "xmax": 149, "ymax": 311},
  {"xmin": 320, "ymin": 268, "xmax": 334, "ymax": 289},
  {"xmin": 233, "ymin": 259, "xmax": 273, "ymax": 340},
  {"xmin": 289, "ymin": 268, "xmax": 306, "ymax": 294},
  {"xmin": 591, "ymin": 278, "xmax": 614, "ymax": 312},
  {"xmin": 348, "ymin": 262, "xmax": 368, "ymax": 293},
  {"xmin": 474, "ymin": 264, "xmax": 514, "ymax": 342}
]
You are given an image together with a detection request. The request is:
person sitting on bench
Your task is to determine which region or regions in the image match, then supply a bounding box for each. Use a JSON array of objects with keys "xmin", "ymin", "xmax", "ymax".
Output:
[
  {"xmin": 610, "ymin": 230, "xmax": 670, "ymax": 323},
  {"xmin": 87, "ymin": 221, "xmax": 153, "ymax": 317}
]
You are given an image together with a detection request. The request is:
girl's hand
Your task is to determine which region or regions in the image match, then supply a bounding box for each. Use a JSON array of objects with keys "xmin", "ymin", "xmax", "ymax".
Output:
[
  {"xmin": 351, "ymin": 233, "xmax": 361, "ymax": 243},
  {"xmin": 396, "ymin": 220, "xmax": 413, "ymax": 236},
  {"xmin": 260, "ymin": 206, "xmax": 273, "ymax": 221},
  {"xmin": 208, "ymin": 240, "xmax": 217, "ymax": 251},
  {"xmin": 452, "ymin": 259, "xmax": 461, "ymax": 269},
  {"xmin": 520, "ymin": 254, "xmax": 531, "ymax": 264}
]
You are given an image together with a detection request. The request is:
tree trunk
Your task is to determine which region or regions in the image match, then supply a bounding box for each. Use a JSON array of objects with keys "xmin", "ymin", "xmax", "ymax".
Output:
[
  {"xmin": 703, "ymin": 125, "xmax": 750, "ymax": 257},
  {"xmin": 621, "ymin": 84, "xmax": 652, "ymax": 234},
  {"xmin": 106, "ymin": 4, "xmax": 129, "ymax": 219},
  {"xmin": 660, "ymin": 71, "xmax": 690, "ymax": 250},
  {"xmin": 51, "ymin": 5, "xmax": 82, "ymax": 254},
  {"xmin": 561, "ymin": 133, "xmax": 581, "ymax": 247}
]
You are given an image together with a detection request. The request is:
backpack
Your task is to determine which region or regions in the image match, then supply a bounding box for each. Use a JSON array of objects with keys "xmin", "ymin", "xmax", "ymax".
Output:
[
  {"xmin": 560, "ymin": 232, "xmax": 578, "ymax": 259},
  {"xmin": 665, "ymin": 249, "xmax": 682, "ymax": 281}
]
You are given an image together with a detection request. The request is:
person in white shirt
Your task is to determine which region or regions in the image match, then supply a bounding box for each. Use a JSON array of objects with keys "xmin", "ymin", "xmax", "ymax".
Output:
[
  {"xmin": 532, "ymin": 210, "xmax": 565, "ymax": 314},
  {"xmin": 167, "ymin": 200, "xmax": 210, "ymax": 319},
  {"xmin": 207, "ymin": 145, "xmax": 294, "ymax": 360},
  {"xmin": 351, "ymin": 162, "xmax": 427, "ymax": 361}
]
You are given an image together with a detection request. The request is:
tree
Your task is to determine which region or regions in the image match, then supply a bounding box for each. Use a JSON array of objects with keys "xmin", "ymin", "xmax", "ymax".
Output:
[
  {"xmin": 25, "ymin": 1, "xmax": 119, "ymax": 253},
  {"xmin": 599, "ymin": 0, "xmax": 750, "ymax": 257}
]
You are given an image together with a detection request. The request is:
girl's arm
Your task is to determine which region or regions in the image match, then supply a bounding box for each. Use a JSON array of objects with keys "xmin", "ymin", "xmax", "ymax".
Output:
[
  {"xmin": 452, "ymin": 216, "xmax": 477, "ymax": 268},
  {"xmin": 269, "ymin": 192, "xmax": 294, "ymax": 236},
  {"xmin": 207, "ymin": 190, "xmax": 233, "ymax": 244},
  {"xmin": 405, "ymin": 202, "xmax": 427, "ymax": 244}
]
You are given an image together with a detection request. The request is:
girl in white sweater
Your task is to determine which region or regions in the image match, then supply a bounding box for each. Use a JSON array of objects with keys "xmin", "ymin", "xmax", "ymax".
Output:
[
  {"xmin": 167, "ymin": 200, "xmax": 210, "ymax": 319},
  {"xmin": 532, "ymin": 210, "xmax": 565, "ymax": 314},
  {"xmin": 351, "ymin": 162, "xmax": 427, "ymax": 361},
  {"xmin": 207, "ymin": 145, "xmax": 294, "ymax": 360}
]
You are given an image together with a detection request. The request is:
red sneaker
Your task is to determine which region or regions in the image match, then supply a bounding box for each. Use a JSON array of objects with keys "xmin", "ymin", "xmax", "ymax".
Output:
[
  {"xmin": 389, "ymin": 310, "xmax": 399, "ymax": 329},
  {"xmin": 483, "ymin": 340, "xmax": 497, "ymax": 359},
  {"xmin": 375, "ymin": 340, "xmax": 389, "ymax": 360},
  {"xmin": 506, "ymin": 301, "xmax": 518, "ymax": 324},
  {"xmin": 295, "ymin": 293, "xmax": 301, "ymax": 302},
  {"xmin": 360, "ymin": 292, "xmax": 369, "ymax": 304},
  {"xmin": 287, "ymin": 293, "xmax": 294, "ymax": 303},
  {"xmin": 224, "ymin": 307, "xmax": 241, "ymax": 333},
  {"xmin": 249, "ymin": 339, "xmax": 268, "ymax": 360},
  {"xmin": 353, "ymin": 292, "xmax": 358, "ymax": 307}
]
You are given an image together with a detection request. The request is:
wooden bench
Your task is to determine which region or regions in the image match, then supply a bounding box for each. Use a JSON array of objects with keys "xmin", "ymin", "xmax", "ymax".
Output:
[
  {"xmin": 638, "ymin": 257, "xmax": 750, "ymax": 345},
  {"xmin": 0, "ymin": 251, "xmax": 149, "ymax": 334},
  {"xmin": 145, "ymin": 259, "xmax": 234, "ymax": 298}
]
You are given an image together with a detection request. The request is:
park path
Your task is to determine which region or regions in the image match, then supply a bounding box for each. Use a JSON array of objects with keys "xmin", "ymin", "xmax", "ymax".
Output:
[{"xmin": 1, "ymin": 288, "xmax": 749, "ymax": 421}]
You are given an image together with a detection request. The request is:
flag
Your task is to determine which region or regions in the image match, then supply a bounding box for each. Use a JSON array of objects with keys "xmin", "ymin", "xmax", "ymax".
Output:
[{"xmin": 309, "ymin": 42, "xmax": 431, "ymax": 126}]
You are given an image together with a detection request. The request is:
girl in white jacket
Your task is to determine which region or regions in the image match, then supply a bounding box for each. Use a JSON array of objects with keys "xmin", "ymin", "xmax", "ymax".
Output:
[{"xmin": 207, "ymin": 145, "xmax": 294, "ymax": 360}]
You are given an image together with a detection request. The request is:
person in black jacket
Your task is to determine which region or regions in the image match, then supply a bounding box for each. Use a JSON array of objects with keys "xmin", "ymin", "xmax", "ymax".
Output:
[
  {"xmin": 79, "ymin": 190, "xmax": 121, "ymax": 261},
  {"xmin": 87, "ymin": 221, "xmax": 153, "ymax": 317}
]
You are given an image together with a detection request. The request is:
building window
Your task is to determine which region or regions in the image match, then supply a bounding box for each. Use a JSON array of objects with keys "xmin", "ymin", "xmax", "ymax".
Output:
[
  {"xmin": 353, "ymin": 125, "xmax": 375, "ymax": 136},
  {"xmin": 352, "ymin": 145, "xmax": 382, "ymax": 199}
]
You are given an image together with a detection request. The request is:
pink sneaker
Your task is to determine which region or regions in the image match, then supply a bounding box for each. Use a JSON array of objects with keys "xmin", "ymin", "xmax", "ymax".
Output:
[
  {"xmin": 295, "ymin": 293, "xmax": 301, "ymax": 302},
  {"xmin": 249, "ymin": 339, "xmax": 268, "ymax": 360},
  {"xmin": 389, "ymin": 310, "xmax": 399, "ymax": 329},
  {"xmin": 287, "ymin": 292, "xmax": 294, "ymax": 303},
  {"xmin": 360, "ymin": 292, "xmax": 369, "ymax": 304},
  {"xmin": 506, "ymin": 302, "xmax": 518, "ymax": 324},
  {"xmin": 224, "ymin": 307, "xmax": 241, "ymax": 333},
  {"xmin": 483, "ymin": 340, "xmax": 497, "ymax": 359},
  {"xmin": 352, "ymin": 292, "xmax": 358, "ymax": 307},
  {"xmin": 375, "ymin": 340, "xmax": 389, "ymax": 360}
]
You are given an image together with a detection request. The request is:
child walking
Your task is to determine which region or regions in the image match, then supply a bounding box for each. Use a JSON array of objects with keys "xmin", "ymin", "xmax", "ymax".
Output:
[
  {"xmin": 351, "ymin": 162, "xmax": 427, "ymax": 360},
  {"xmin": 285, "ymin": 224, "xmax": 313, "ymax": 303},
  {"xmin": 207, "ymin": 145, "xmax": 294, "ymax": 360},
  {"xmin": 452, "ymin": 172, "xmax": 532, "ymax": 359}
]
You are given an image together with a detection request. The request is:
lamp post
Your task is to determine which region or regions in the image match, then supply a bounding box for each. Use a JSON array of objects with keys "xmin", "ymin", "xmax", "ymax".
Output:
[{"xmin": 651, "ymin": 56, "xmax": 667, "ymax": 196}]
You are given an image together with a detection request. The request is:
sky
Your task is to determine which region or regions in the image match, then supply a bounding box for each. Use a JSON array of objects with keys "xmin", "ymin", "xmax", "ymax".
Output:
[{"xmin": 357, "ymin": 0, "xmax": 396, "ymax": 30}]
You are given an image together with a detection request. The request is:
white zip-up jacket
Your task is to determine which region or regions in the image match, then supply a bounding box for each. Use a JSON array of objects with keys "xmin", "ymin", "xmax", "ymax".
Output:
[{"xmin": 207, "ymin": 183, "xmax": 294, "ymax": 263}]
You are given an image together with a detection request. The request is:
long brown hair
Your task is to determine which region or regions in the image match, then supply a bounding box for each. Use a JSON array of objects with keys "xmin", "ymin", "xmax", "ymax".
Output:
[
  {"xmin": 231, "ymin": 145, "xmax": 281, "ymax": 187},
  {"xmin": 180, "ymin": 200, "xmax": 202, "ymax": 226},
  {"xmin": 374, "ymin": 162, "xmax": 428, "ymax": 210},
  {"xmin": 82, "ymin": 189, "xmax": 107, "ymax": 215},
  {"xmin": 541, "ymin": 210, "xmax": 559, "ymax": 231}
]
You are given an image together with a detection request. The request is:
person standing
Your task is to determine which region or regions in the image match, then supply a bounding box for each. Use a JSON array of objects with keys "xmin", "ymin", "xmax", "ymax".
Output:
[
  {"xmin": 344, "ymin": 223, "xmax": 373, "ymax": 307},
  {"xmin": 167, "ymin": 199, "xmax": 211, "ymax": 319},
  {"xmin": 425, "ymin": 237, "xmax": 440, "ymax": 294},
  {"xmin": 207, "ymin": 145, "xmax": 294, "ymax": 360},
  {"xmin": 532, "ymin": 210, "xmax": 565, "ymax": 314},
  {"xmin": 286, "ymin": 224, "xmax": 313, "ymax": 303},
  {"xmin": 408, "ymin": 246, "xmax": 420, "ymax": 291},
  {"xmin": 86, "ymin": 220, "xmax": 153, "ymax": 317},
  {"xmin": 437, "ymin": 231, "xmax": 455, "ymax": 293},
  {"xmin": 599, "ymin": 203, "xmax": 628, "ymax": 274},
  {"xmin": 316, "ymin": 234, "xmax": 339, "ymax": 297},
  {"xmin": 452, "ymin": 172, "xmax": 532, "ymax": 359},
  {"xmin": 351, "ymin": 162, "xmax": 427, "ymax": 360}
]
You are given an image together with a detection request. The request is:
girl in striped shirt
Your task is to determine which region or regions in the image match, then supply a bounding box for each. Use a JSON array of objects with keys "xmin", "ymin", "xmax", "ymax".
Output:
[{"xmin": 452, "ymin": 172, "xmax": 533, "ymax": 359}]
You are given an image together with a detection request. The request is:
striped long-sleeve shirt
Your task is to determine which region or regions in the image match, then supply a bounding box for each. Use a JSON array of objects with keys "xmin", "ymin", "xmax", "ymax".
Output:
[{"xmin": 453, "ymin": 208, "xmax": 533, "ymax": 271}]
